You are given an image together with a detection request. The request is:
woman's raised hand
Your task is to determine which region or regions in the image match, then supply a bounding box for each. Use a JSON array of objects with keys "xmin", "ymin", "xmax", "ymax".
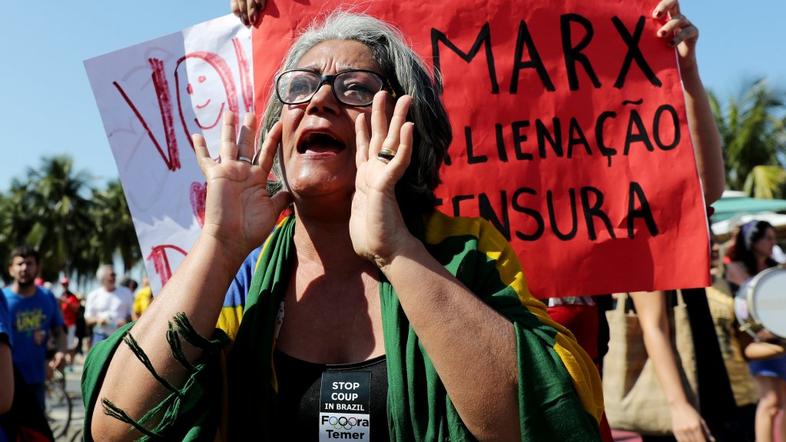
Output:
[
  {"xmin": 193, "ymin": 111, "xmax": 291, "ymax": 258},
  {"xmin": 349, "ymin": 92, "xmax": 419, "ymax": 268},
  {"xmin": 653, "ymin": 0, "xmax": 699, "ymax": 72},
  {"xmin": 231, "ymin": 0, "xmax": 265, "ymax": 26}
]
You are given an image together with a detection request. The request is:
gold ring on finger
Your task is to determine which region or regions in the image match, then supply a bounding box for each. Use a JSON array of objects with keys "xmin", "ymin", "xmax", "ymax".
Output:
[{"xmin": 377, "ymin": 148, "xmax": 396, "ymax": 163}]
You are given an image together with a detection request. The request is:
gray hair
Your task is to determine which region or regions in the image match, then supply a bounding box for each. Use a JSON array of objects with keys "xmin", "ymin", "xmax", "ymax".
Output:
[
  {"xmin": 96, "ymin": 264, "xmax": 114, "ymax": 282},
  {"xmin": 260, "ymin": 11, "xmax": 452, "ymax": 236}
]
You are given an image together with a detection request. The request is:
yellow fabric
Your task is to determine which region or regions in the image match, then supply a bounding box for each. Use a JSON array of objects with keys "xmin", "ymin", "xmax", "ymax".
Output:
[
  {"xmin": 424, "ymin": 211, "xmax": 605, "ymax": 423},
  {"xmin": 132, "ymin": 287, "xmax": 154, "ymax": 318},
  {"xmin": 217, "ymin": 306, "xmax": 244, "ymax": 341}
]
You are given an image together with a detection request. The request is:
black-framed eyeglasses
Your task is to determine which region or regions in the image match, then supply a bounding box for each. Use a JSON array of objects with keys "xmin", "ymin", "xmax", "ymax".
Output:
[{"xmin": 275, "ymin": 69, "xmax": 395, "ymax": 107}]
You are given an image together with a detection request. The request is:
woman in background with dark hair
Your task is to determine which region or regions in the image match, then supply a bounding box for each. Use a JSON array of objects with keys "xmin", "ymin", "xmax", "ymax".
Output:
[
  {"xmin": 726, "ymin": 221, "xmax": 779, "ymax": 293},
  {"xmin": 726, "ymin": 220, "xmax": 786, "ymax": 442}
]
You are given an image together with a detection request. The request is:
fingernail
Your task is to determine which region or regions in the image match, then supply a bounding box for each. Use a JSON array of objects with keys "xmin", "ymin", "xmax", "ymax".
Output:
[
  {"xmin": 653, "ymin": 9, "xmax": 662, "ymax": 18},
  {"xmin": 658, "ymin": 30, "xmax": 665, "ymax": 37}
]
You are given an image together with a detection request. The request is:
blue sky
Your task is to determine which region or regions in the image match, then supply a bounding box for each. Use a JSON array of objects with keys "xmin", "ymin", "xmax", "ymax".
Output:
[{"xmin": 0, "ymin": 0, "xmax": 783, "ymax": 192}]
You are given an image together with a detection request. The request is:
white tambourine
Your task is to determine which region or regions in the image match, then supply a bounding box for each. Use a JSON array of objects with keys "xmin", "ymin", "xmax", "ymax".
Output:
[{"xmin": 737, "ymin": 267, "xmax": 786, "ymax": 339}]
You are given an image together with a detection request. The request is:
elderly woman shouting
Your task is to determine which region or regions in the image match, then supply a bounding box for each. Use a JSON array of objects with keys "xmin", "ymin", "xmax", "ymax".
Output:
[{"xmin": 83, "ymin": 12, "xmax": 602, "ymax": 441}]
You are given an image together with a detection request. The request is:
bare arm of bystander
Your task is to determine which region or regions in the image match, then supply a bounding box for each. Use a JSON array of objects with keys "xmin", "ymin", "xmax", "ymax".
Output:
[{"xmin": 630, "ymin": 291, "xmax": 714, "ymax": 442}]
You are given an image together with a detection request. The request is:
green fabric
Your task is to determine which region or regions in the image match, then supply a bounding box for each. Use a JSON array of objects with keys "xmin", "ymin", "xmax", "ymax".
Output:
[
  {"xmin": 81, "ymin": 214, "xmax": 599, "ymax": 441},
  {"xmin": 82, "ymin": 322, "xmax": 230, "ymax": 441}
]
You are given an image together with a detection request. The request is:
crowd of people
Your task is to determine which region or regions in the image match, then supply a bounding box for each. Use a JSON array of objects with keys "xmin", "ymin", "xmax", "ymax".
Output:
[{"xmin": 0, "ymin": 250, "xmax": 153, "ymax": 441}]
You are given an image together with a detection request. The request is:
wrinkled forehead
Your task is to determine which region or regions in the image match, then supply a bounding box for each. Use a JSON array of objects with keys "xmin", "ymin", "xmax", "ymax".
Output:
[{"xmin": 295, "ymin": 40, "xmax": 381, "ymax": 73}]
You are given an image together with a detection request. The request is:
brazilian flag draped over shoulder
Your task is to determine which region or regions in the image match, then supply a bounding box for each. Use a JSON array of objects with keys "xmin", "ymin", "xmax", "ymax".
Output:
[{"xmin": 82, "ymin": 211, "xmax": 603, "ymax": 441}]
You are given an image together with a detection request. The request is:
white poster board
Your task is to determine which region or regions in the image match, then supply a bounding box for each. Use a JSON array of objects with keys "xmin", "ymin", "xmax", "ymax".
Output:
[{"xmin": 85, "ymin": 15, "xmax": 253, "ymax": 293}]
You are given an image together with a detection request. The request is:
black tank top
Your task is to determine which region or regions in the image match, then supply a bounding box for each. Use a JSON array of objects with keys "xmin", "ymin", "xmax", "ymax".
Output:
[{"xmin": 270, "ymin": 350, "xmax": 389, "ymax": 441}]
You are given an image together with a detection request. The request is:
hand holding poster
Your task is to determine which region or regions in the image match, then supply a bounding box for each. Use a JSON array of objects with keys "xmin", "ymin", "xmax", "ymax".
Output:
[{"xmin": 87, "ymin": 0, "xmax": 710, "ymax": 298}]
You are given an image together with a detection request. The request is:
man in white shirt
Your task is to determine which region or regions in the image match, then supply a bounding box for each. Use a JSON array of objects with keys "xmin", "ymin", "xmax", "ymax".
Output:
[{"xmin": 85, "ymin": 265, "xmax": 133, "ymax": 346}]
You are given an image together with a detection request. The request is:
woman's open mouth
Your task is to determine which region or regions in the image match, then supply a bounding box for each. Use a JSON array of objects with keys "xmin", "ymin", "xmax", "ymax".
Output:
[{"xmin": 297, "ymin": 131, "xmax": 346, "ymax": 156}]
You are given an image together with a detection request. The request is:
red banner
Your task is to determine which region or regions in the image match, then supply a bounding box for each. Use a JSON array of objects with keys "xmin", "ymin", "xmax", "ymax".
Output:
[{"xmin": 252, "ymin": 0, "xmax": 710, "ymax": 298}]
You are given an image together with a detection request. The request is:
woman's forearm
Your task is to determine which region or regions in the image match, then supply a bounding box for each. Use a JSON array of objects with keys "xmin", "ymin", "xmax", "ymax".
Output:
[
  {"xmin": 683, "ymin": 65, "xmax": 725, "ymax": 204},
  {"xmin": 639, "ymin": 320, "xmax": 692, "ymax": 406},
  {"xmin": 91, "ymin": 233, "xmax": 246, "ymax": 440},
  {"xmin": 381, "ymin": 240, "xmax": 520, "ymax": 441},
  {"xmin": 744, "ymin": 341, "xmax": 786, "ymax": 361},
  {"xmin": 630, "ymin": 292, "xmax": 692, "ymax": 407}
]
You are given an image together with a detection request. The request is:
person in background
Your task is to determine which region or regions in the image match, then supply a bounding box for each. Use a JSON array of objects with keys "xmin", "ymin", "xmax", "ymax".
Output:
[
  {"xmin": 0, "ymin": 291, "xmax": 11, "ymax": 442},
  {"xmin": 59, "ymin": 277, "xmax": 80, "ymax": 367},
  {"xmin": 624, "ymin": 229, "xmax": 745, "ymax": 442},
  {"xmin": 704, "ymin": 233, "xmax": 758, "ymax": 441},
  {"xmin": 629, "ymin": 290, "xmax": 715, "ymax": 442},
  {"xmin": 131, "ymin": 277, "xmax": 154, "ymax": 321},
  {"xmin": 0, "ymin": 264, "xmax": 55, "ymax": 441},
  {"xmin": 543, "ymin": 0, "xmax": 726, "ymax": 437},
  {"xmin": 120, "ymin": 277, "xmax": 138, "ymax": 294},
  {"xmin": 726, "ymin": 220, "xmax": 786, "ymax": 442},
  {"xmin": 74, "ymin": 295, "xmax": 88, "ymax": 356},
  {"xmin": 2, "ymin": 246, "xmax": 66, "ymax": 411},
  {"xmin": 0, "ymin": 281, "xmax": 12, "ymax": 415},
  {"xmin": 85, "ymin": 265, "xmax": 133, "ymax": 347}
]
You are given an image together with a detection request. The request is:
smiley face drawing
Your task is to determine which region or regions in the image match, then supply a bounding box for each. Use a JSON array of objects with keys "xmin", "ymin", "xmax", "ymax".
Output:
[
  {"xmin": 174, "ymin": 52, "xmax": 239, "ymax": 153},
  {"xmin": 191, "ymin": 74, "xmax": 223, "ymax": 130}
]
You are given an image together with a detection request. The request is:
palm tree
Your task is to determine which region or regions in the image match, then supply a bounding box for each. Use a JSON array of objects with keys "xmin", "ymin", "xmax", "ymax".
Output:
[
  {"xmin": 710, "ymin": 79, "xmax": 786, "ymax": 197},
  {"xmin": 0, "ymin": 157, "xmax": 143, "ymax": 284},
  {"xmin": 90, "ymin": 180, "xmax": 142, "ymax": 274},
  {"xmin": 0, "ymin": 179, "xmax": 37, "ymax": 282},
  {"xmin": 23, "ymin": 155, "xmax": 96, "ymax": 282}
]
